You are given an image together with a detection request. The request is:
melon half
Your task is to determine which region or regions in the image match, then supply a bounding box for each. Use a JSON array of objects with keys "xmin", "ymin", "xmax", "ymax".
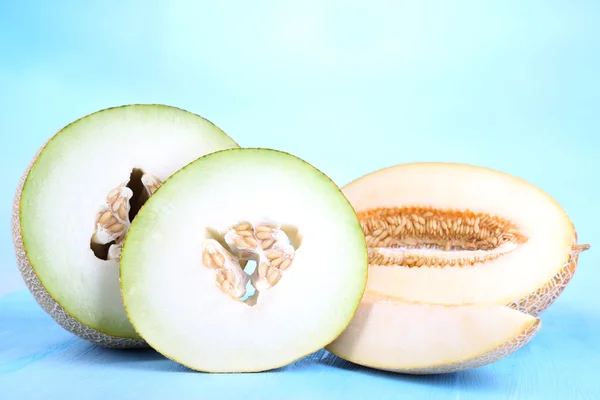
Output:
[
  {"xmin": 343, "ymin": 162, "xmax": 589, "ymax": 313},
  {"xmin": 327, "ymin": 162, "xmax": 589, "ymax": 373},
  {"xmin": 119, "ymin": 148, "xmax": 368, "ymax": 372},
  {"xmin": 12, "ymin": 105, "xmax": 239, "ymax": 348}
]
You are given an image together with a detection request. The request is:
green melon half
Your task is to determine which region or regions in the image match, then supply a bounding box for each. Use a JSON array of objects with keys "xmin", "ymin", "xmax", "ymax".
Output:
[
  {"xmin": 12, "ymin": 104, "xmax": 239, "ymax": 348},
  {"xmin": 120, "ymin": 148, "xmax": 368, "ymax": 372}
]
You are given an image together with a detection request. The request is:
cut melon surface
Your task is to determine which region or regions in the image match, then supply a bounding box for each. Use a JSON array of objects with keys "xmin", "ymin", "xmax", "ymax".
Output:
[
  {"xmin": 326, "ymin": 293, "xmax": 541, "ymax": 374},
  {"xmin": 12, "ymin": 104, "xmax": 239, "ymax": 347},
  {"xmin": 342, "ymin": 162, "xmax": 590, "ymax": 316},
  {"xmin": 120, "ymin": 148, "xmax": 368, "ymax": 372}
]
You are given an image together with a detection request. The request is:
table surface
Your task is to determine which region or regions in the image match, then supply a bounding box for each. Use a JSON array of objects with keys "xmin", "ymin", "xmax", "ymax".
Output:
[{"xmin": 1, "ymin": 290, "xmax": 599, "ymax": 400}]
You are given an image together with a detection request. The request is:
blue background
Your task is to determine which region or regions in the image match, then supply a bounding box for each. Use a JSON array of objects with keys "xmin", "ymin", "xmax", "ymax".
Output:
[{"xmin": 1, "ymin": 1, "xmax": 599, "ymax": 399}]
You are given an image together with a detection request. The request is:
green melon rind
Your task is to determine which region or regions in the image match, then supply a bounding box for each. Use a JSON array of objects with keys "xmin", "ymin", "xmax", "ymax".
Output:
[
  {"xmin": 119, "ymin": 148, "xmax": 369, "ymax": 371},
  {"xmin": 11, "ymin": 104, "xmax": 239, "ymax": 348}
]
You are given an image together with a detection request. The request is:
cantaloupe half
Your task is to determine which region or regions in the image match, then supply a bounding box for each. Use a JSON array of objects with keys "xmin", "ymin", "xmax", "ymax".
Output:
[
  {"xmin": 12, "ymin": 104, "xmax": 239, "ymax": 348},
  {"xmin": 341, "ymin": 162, "xmax": 590, "ymax": 315},
  {"xmin": 326, "ymin": 292, "xmax": 541, "ymax": 374}
]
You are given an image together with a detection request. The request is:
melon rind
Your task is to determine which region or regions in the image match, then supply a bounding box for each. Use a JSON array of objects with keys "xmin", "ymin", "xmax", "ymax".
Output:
[{"xmin": 508, "ymin": 232, "xmax": 583, "ymax": 316}]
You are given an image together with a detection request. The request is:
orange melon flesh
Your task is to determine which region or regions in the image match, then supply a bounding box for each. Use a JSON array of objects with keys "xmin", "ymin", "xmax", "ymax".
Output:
[
  {"xmin": 342, "ymin": 162, "xmax": 589, "ymax": 315},
  {"xmin": 326, "ymin": 293, "xmax": 541, "ymax": 374}
]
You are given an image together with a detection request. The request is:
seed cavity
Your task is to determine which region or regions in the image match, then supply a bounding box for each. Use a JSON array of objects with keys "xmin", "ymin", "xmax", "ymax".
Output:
[
  {"xmin": 202, "ymin": 221, "xmax": 297, "ymax": 304},
  {"xmin": 90, "ymin": 168, "xmax": 163, "ymax": 261},
  {"xmin": 358, "ymin": 207, "xmax": 529, "ymax": 268},
  {"xmin": 202, "ymin": 239, "xmax": 250, "ymax": 300}
]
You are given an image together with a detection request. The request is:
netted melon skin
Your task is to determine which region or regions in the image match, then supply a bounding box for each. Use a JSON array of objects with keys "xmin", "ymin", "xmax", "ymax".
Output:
[{"xmin": 508, "ymin": 232, "xmax": 583, "ymax": 317}]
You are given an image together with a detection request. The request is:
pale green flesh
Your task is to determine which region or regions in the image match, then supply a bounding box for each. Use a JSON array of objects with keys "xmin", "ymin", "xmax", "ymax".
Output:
[
  {"xmin": 20, "ymin": 104, "xmax": 239, "ymax": 339},
  {"xmin": 120, "ymin": 149, "xmax": 368, "ymax": 372}
]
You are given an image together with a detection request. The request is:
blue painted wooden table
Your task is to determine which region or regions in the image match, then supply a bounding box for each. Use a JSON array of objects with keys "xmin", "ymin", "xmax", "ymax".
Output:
[{"xmin": 1, "ymin": 290, "xmax": 599, "ymax": 400}]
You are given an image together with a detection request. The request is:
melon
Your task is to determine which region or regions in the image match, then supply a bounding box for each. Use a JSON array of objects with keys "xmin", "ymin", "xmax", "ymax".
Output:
[
  {"xmin": 342, "ymin": 162, "xmax": 590, "ymax": 315},
  {"xmin": 11, "ymin": 104, "xmax": 239, "ymax": 348},
  {"xmin": 326, "ymin": 292, "xmax": 541, "ymax": 374},
  {"xmin": 327, "ymin": 162, "xmax": 589, "ymax": 373},
  {"xmin": 119, "ymin": 148, "xmax": 368, "ymax": 372}
]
